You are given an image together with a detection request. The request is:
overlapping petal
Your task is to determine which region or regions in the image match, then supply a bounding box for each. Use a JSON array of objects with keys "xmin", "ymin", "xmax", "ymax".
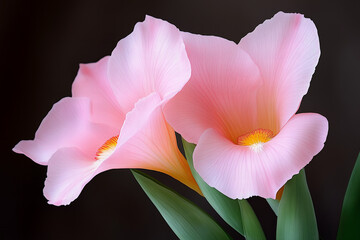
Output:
[
  {"xmin": 107, "ymin": 101, "xmax": 201, "ymax": 194},
  {"xmin": 117, "ymin": 92, "xmax": 162, "ymax": 147},
  {"xmin": 164, "ymin": 32, "xmax": 261, "ymax": 144},
  {"xmin": 108, "ymin": 15, "xmax": 191, "ymax": 113},
  {"xmin": 194, "ymin": 113, "xmax": 328, "ymax": 199},
  {"xmin": 72, "ymin": 56, "xmax": 125, "ymax": 129}
]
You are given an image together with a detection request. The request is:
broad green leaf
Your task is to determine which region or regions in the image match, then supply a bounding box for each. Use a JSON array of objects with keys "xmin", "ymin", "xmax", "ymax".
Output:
[
  {"xmin": 266, "ymin": 198, "xmax": 279, "ymax": 216},
  {"xmin": 276, "ymin": 169, "xmax": 318, "ymax": 240},
  {"xmin": 182, "ymin": 138, "xmax": 265, "ymax": 240},
  {"xmin": 337, "ymin": 153, "xmax": 360, "ymax": 239},
  {"xmin": 132, "ymin": 170, "xmax": 231, "ymax": 240}
]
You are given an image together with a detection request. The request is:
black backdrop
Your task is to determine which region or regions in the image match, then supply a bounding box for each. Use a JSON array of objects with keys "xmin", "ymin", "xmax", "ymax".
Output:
[{"xmin": 2, "ymin": 0, "xmax": 360, "ymax": 239}]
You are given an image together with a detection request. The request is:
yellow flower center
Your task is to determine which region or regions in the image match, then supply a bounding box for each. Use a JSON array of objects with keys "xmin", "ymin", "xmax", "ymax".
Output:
[
  {"xmin": 237, "ymin": 129, "xmax": 274, "ymax": 152},
  {"xmin": 95, "ymin": 135, "xmax": 119, "ymax": 160}
]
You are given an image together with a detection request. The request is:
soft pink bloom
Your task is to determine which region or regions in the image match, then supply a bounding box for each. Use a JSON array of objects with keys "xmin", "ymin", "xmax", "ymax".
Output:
[
  {"xmin": 13, "ymin": 16, "xmax": 200, "ymax": 206},
  {"xmin": 164, "ymin": 12, "xmax": 328, "ymax": 199}
]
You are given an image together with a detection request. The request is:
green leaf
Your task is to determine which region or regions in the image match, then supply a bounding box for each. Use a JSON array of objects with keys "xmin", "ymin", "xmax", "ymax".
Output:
[
  {"xmin": 266, "ymin": 198, "xmax": 279, "ymax": 216},
  {"xmin": 276, "ymin": 169, "xmax": 318, "ymax": 240},
  {"xmin": 182, "ymin": 138, "xmax": 265, "ymax": 240},
  {"xmin": 132, "ymin": 170, "xmax": 231, "ymax": 240},
  {"xmin": 337, "ymin": 153, "xmax": 360, "ymax": 239}
]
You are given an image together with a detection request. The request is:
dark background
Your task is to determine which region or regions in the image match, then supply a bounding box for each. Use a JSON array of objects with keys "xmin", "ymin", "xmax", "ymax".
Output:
[{"xmin": 2, "ymin": 0, "xmax": 360, "ymax": 239}]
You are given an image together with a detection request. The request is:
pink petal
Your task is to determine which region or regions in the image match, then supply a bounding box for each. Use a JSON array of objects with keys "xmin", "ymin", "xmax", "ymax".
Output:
[
  {"xmin": 164, "ymin": 32, "xmax": 261, "ymax": 144},
  {"xmin": 105, "ymin": 99, "xmax": 201, "ymax": 194},
  {"xmin": 239, "ymin": 12, "xmax": 320, "ymax": 130},
  {"xmin": 44, "ymin": 147, "xmax": 108, "ymax": 206},
  {"xmin": 193, "ymin": 113, "xmax": 328, "ymax": 199},
  {"xmin": 72, "ymin": 56, "xmax": 125, "ymax": 129},
  {"xmin": 117, "ymin": 92, "xmax": 162, "ymax": 147},
  {"xmin": 108, "ymin": 15, "xmax": 191, "ymax": 113},
  {"xmin": 13, "ymin": 97, "xmax": 116, "ymax": 165}
]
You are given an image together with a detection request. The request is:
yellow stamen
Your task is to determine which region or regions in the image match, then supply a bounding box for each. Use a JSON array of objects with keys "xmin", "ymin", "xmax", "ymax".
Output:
[
  {"xmin": 237, "ymin": 129, "xmax": 274, "ymax": 152},
  {"xmin": 95, "ymin": 135, "xmax": 119, "ymax": 160}
]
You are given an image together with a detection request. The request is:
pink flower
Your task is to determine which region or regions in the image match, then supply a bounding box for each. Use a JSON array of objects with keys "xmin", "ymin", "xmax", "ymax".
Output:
[
  {"xmin": 13, "ymin": 16, "xmax": 200, "ymax": 206},
  {"xmin": 164, "ymin": 12, "xmax": 328, "ymax": 199}
]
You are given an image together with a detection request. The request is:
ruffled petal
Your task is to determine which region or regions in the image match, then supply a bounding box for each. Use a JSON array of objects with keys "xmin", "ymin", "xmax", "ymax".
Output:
[
  {"xmin": 164, "ymin": 32, "xmax": 261, "ymax": 144},
  {"xmin": 44, "ymin": 148, "xmax": 107, "ymax": 206},
  {"xmin": 72, "ymin": 56, "xmax": 125, "ymax": 129},
  {"xmin": 193, "ymin": 113, "xmax": 328, "ymax": 199},
  {"xmin": 106, "ymin": 100, "xmax": 201, "ymax": 194},
  {"xmin": 13, "ymin": 97, "xmax": 116, "ymax": 165},
  {"xmin": 108, "ymin": 15, "xmax": 191, "ymax": 113},
  {"xmin": 239, "ymin": 12, "xmax": 320, "ymax": 130}
]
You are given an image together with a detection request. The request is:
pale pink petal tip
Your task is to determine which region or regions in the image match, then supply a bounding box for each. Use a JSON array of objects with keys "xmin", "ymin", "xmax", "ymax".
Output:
[
  {"xmin": 13, "ymin": 141, "xmax": 47, "ymax": 165},
  {"xmin": 12, "ymin": 97, "xmax": 92, "ymax": 165}
]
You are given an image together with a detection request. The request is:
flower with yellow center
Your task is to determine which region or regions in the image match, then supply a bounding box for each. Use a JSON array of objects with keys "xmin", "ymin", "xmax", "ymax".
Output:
[
  {"xmin": 165, "ymin": 12, "xmax": 328, "ymax": 199},
  {"xmin": 13, "ymin": 16, "xmax": 201, "ymax": 205},
  {"xmin": 237, "ymin": 129, "xmax": 274, "ymax": 153}
]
